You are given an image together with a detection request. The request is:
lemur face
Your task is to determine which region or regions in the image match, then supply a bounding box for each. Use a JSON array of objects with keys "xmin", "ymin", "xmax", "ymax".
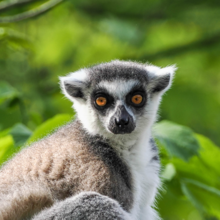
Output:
[
  {"xmin": 60, "ymin": 60, "xmax": 176, "ymax": 136},
  {"xmin": 90, "ymin": 79, "xmax": 147, "ymax": 134}
]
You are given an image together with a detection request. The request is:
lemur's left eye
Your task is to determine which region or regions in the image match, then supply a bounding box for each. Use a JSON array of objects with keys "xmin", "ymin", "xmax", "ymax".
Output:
[
  {"xmin": 96, "ymin": 97, "xmax": 107, "ymax": 106},
  {"xmin": 131, "ymin": 94, "xmax": 143, "ymax": 105}
]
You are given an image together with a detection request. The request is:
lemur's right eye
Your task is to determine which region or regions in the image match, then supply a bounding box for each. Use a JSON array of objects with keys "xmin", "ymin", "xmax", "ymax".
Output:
[
  {"xmin": 96, "ymin": 97, "xmax": 107, "ymax": 107},
  {"xmin": 131, "ymin": 94, "xmax": 143, "ymax": 105}
]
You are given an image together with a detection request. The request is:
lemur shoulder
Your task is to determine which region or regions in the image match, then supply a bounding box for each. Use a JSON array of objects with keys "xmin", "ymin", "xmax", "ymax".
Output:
[{"xmin": 0, "ymin": 60, "xmax": 176, "ymax": 220}]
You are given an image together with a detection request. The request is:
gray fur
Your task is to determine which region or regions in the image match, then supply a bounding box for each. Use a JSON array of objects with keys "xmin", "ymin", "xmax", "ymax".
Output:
[
  {"xmin": 89, "ymin": 61, "xmax": 149, "ymax": 84},
  {"xmin": 32, "ymin": 192, "xmax": 132, "ymax": 220}
]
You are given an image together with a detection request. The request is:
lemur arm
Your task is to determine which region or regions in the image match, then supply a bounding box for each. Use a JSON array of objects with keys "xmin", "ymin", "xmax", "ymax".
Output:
[{"xmin": 32, "ymin": 192, "xmax": 132, "ymax": 220}]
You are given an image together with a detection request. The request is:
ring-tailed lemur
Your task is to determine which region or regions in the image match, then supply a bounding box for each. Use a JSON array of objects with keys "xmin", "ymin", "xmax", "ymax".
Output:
[{"xmin": 0, "ymin": 60, "xmax": 176, "ymax": 220}]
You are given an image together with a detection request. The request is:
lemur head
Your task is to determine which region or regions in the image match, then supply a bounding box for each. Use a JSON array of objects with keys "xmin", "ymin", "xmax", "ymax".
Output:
[{"xmin": 60, "ymin": 60, "xmax": 176, "ymax": 141}]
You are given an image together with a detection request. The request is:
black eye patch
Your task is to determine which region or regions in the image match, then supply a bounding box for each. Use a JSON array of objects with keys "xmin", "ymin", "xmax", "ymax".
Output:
[
  {"xmin": 126, "ymin": 86, "xmax": 147, "ymax": 108},
  {"xmin": 91, "ymin": 89, "xmax": 115, "ymax": 112}
]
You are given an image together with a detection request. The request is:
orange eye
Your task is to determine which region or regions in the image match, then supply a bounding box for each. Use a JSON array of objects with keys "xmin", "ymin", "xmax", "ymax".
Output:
[
  {"xmin": 131, "ymin": 94, "xmax": 143, "ymax": 105},
  {"xmin": 96, "ymin": 97, "xmax": 107, "ymax": 106}
]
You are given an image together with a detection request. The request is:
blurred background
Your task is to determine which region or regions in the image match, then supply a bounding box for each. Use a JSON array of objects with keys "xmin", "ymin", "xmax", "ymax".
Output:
[
  {"xmin": 0, "ymin": 0, "xmax": 220, "ymax": 219},
  {"xmin": 1, "ymin": 0, "xmax": 220, "ymax": 145}
]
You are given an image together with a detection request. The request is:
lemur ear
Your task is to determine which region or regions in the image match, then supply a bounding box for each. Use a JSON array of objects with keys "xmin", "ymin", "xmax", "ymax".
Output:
[
  {"xmin": 146, "ymin": 65, "xmax": 177, "ymax": 94},
  {"xmin": 59, "ymin": 69, "xmax": 88, "ymax": 101}
]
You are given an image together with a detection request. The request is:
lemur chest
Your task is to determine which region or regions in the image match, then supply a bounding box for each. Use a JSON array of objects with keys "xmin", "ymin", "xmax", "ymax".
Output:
[
  {"xmin": 130, "ymin": 160, "xmax": 148, "ymax": 201},
  {"xmin": 47, "ymin": 138, "xmax": 134, "ymax": 212},
  {"xmin": 122, "ymin": 148, "xmax": 151, "ymax": 218}
]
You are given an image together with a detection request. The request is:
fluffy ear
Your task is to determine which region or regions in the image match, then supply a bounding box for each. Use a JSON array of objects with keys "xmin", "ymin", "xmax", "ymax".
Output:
[
  {"xmin": 146, "ymin": 65, "xmax": 177, "ymax": 94},
  {"xmin": 59, "ymin": 69, "xmax": 88, "ymax": 101}
]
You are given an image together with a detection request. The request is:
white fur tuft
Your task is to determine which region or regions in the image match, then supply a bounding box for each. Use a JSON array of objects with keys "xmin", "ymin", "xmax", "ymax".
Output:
[
  {"xmin": 59, "ymin": 69, "xmax": 88, "ymax": 102},
  {"xmin": 145, "ymin": 64, "xmax": 177, "ymax": 94},
  {"xmin": 146, "ymin": 64, "xmax": 177, "ymax": 77}
]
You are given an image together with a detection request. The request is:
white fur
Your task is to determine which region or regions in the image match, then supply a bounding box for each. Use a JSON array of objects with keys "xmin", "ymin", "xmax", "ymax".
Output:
[
  {"xmin": 146, "ymin": 64, "xmax": 176, "ymax": 78},
  {"xmin": 127, "ymin": 95, "xmax": 162, "ymax": 220},
  {"xmin": 98, "ymin": 80, "xmax": 140, "ymax": 100},
  {"xmin": 59, "ymin": 69, "xmax": 88, "ymax": 103},
  {"xmin": 146, "ymin": 64, "xmax": 177, "ymax": 94},
  {"xmin": 60, "ymin": 69, "xmax": 101, "ymax": 135}
]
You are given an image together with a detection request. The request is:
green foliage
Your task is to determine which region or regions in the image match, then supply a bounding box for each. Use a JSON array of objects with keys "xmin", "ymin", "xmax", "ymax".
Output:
[
  {"xmin": 1, "ymin": 0, "xmax": 219, "ymax": 144},
  {"xmin": 155, "ymin": 122, "xmax": 220, "ymax": 220},
  {"xmin": 0, "ymin": 135, "xmax": 14, "ymax": 165},
  {"xmin": 10, "ymin": 123, "xmax": 32, "ymax": 146},
  {"xmin": 0, "ymin": 81, "xmax": 20, "ymax": 104},
  {"xmin": 154, "ymin": 121, "xmax": 200, "ymax": 161},
  {"xmin": 0, "ymin": 0, "xmax": 220, "ymax": 219},
  {"xmin": 27, "ymin": 113, "xmax": 73, "ymax": 144}
]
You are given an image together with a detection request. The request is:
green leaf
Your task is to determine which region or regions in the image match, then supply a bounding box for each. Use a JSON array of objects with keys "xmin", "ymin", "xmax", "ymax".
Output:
[
  {"xmin": 171, "ymin": 134, "xmax": 220, "ymax": 188},
  {"xmin": 158, "ymin": 178, "xmax": 203, "ymax": 220},
  {"xmin": 195, "ymin": 134, "xmax": 220, "ymax": 176},
  {"xmin": 154, "ymin": 120, "xmax": 200, "ymax": 161},
  {"xmin": 170, "ymin": 134, "xmax": 220, "ymax": 218},
  {"xmin": 0, "ymin": 81, "xmax": 20, "ymax": 104},
  {"xmin": 181, "ymin": 178, "xmax": 220, "ymax": 218},
  {"xmin": 27, "ymin": 114, "xmax": 73, "ymax": 144},
  {"xmin": 161, "ymin": 163, "xmax": 176, "ymax": 181},
  {"xmin": 172, "ymin": 157, "xmax": 219, "ymax": 190},
  {"xmin": 0, "ymin": 135, "xmax": 14, "ymax": 165},
  {"xmin": 10, "ymin": 123, "xmax": 32, "ymax": 147}
]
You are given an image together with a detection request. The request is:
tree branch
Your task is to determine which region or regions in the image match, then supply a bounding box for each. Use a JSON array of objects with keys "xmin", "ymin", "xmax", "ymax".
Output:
[
  {"xmin": 122, "ymin": 32, "xmax": 220, "ymax": 61},
  {"xmin": 0, "ymin": 0, "xmax": 39, "ymax": 12},
  {"xmin": 0, "ymin": 0, "xmax": 64, "ymax": 23}
]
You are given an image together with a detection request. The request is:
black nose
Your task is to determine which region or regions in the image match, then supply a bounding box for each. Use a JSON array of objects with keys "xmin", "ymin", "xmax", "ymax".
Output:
[
  {"xmin": 108, "ymin": 105, "xmax": 135, "ymax": 134},
  {"xmin": 115, "ymin": 105, "xmax": 130, "ymax": 127},
  {"xmin": 115, "ymin": 117, "xmax": 129, "ymax": 127}
]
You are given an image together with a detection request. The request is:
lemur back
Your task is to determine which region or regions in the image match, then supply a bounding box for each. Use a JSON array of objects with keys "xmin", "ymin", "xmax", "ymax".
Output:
[{"xmin": 0, "ymin": 60, "xmax": 176, "ymax": 220}]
